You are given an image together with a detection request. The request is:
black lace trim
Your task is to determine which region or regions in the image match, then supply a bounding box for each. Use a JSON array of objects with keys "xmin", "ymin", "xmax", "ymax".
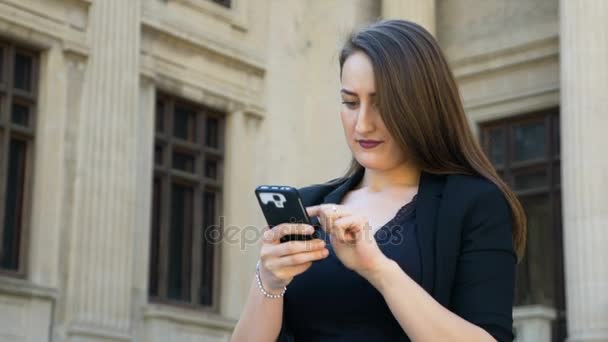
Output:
[{"xmin": 373, "ymin": 194, "xmax": 418, "ymax": 237}]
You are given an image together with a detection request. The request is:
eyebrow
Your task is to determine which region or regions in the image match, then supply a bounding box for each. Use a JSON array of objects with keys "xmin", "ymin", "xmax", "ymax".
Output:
[{"xmin": 340, "ymin": 88, "xmax": 376, "ymax": 97}]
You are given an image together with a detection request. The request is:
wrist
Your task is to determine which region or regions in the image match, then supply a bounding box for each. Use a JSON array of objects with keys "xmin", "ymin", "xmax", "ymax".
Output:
[
  {"xmin": 362, "ymin": 257, "xmax": 399, "ymax": 292},
  {"xmin": 257, "ymin": 261, "xmax": 288, "ymax": 294}
]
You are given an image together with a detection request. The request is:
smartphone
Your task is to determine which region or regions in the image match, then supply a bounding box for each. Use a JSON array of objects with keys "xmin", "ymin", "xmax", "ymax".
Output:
[{"xmin": 254, "ymin": 185, "xmax": 318, "ymax": 243}]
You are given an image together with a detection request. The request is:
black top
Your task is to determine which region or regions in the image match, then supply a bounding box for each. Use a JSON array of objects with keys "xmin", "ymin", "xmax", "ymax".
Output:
[
  {"xmin": 283, "ymin": 180, "xmax": 421, "ymax": 341},
  {"xmin": 277, "ymin": 167, "xmax": 516, "ymax": 342}
]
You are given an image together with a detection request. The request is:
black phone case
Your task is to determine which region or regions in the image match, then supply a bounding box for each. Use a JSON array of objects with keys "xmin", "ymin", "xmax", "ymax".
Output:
[{"xmin": 255, "ymin": 185, "xmax": 318, "ymax": 242}]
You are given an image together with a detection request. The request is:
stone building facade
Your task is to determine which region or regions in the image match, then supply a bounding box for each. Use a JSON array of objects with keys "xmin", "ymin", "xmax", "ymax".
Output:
[{"xmin": 0, "ymin": 0, "xmax": 605, "ymax": 341}]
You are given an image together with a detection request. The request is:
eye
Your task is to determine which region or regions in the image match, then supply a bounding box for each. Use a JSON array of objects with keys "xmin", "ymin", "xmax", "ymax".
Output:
[{"xmin": 341, "ymin": 101, "xmax": 358, "ymax": 109}]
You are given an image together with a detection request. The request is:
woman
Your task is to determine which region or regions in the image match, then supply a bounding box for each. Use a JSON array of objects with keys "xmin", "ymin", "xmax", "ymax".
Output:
[{"xmin": 232, "ymin": 19, "xmax": 525, "ymax": 342}]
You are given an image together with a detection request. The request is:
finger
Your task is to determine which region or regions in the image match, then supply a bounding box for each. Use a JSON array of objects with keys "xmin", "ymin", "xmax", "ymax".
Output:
[
  {"xmin": 272, "ymin": 248, "xmax": 330, "ymax": 268},
  {"xmin": 274, "ymin": 261, "xmax": 314, "ymax": 279},
  {"xmin": 262, "ymin": 223, "xmax": 314, "ymax": 244},
  {"xmin": 260, "ymin": 239, "xmax": 326, "ymax": 272},
  {"xmin": 316, "ymin": 204, "xmax": 349, "ymax": 234},
  {"xmin": 333, "ymin": 215, "xmax": 368, "ymax": 243},
  {"xmin": 272, "ymin": 239, "xmax": 326, "ymax": 257},
  {"xmin": 283, "ymin": 262, "xmax": 314, "ymax": 277},
  {"xmin": 308, "ymin": 204, "xmax": 348, "ymax": 220},
  {"xmin": 306, "ymin": 205, "xmax": 321, "ymax": 218},
  {"xmin": 329, "ymin": 216, "xmax": 349, "ymax": 243}
]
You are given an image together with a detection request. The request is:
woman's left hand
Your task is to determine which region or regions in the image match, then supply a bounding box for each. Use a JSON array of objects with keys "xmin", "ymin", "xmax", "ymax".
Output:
[{"xmin": 306, "ymin": 204, "xmax": 389, "ymax": 279}]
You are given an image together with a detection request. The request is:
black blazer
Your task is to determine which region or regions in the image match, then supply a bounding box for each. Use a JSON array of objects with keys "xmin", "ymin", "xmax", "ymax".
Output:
[{"xmin": 296, "ymin": 167, "xmax": 516, "ymax": 342}]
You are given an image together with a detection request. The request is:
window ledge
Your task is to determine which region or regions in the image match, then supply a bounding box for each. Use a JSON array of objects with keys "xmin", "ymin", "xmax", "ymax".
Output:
[
  {"xmin": 0, "ymin": 276, "xmax": 57, "ymax": 301},
  {"xmin": 143, "ymin": 303, "xmax": 237, "ymax": 332}
]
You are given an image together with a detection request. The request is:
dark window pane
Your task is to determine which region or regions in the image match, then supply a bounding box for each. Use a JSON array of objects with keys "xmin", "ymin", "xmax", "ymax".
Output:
[
  {"xmin": 14, "ymin": 52, "xmax": 33, "ymax": 91},
  {"xmin": 11, "ymin": 102, "xmax": 30, "ymax": 127},
  {"xmin": 487, "ymin": 127, "xmax": 506, "ymax": 166},
  {"xmin": 513, "ymin": 122, "xmax": 546, "ymax": 162},
  {"xmin": 201, "ymin": 190, "xmax": 217, "ymax": 305},
  {"xmin": 148, "ymin": 178, "xmax": 162, "ymax": 297},
  {"xmin": 0, "ymin": 96, "xmax": 4, "ymax": 123},
  {"xmin": 553, "ymin": 115, "xmax": 561, "ymax": 158},
  {"xmin": 516, "ymin": 194, "xmax": 555, "ymax": 306},
  {"xmin": 1, "ymin": 138, "xmax": 27, "ymax": 271},
  {"xmin": 168, "ymin": 184, "xmax": 194, "ymax": 302},
  {"xmin": 513, "ymin": 170, "xmax": 548, "ymax": 191},
  {"xmin": 154, "ymin": 144, "xmax": 163, "ymax": 166},
  {"xmin": 205, "ymin": 159, "xmax": 218, "ymax": 179},
  {"xmin": 203, "ymin": 191, "xmax": 216, "ymax": 231},
  {"xmin": 206, "ymin": 117, "xmax": 219, "ymax": 148},
  {"xmin": 553, "ymin": 163, "xmax": 561, "ymax": 186},
  {"xmin": 174, "ymin": 105, "xmax": 196, "ymax": 141},
  {"xmin": 149, "ymin": 94, "xmax": 225, "ymax": 307},
  {"xmin": 172, "ymin": 151, "xmax": 195, "ymax": 173},
  {"xmin": 155, "ymin": 99, "xmax": 165, "ymax": 133}
]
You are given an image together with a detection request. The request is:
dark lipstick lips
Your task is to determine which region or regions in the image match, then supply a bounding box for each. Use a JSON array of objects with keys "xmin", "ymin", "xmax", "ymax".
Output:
[{"xmin": 358, "ymin": 140, "xmax": 383, "ymax": 149}]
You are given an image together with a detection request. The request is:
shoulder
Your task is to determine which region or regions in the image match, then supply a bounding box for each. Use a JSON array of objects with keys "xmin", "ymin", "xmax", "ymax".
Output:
[
  {"xmin": 437, "ymin": 173, "xmax": 512, "ymax": 234},
  {"xmin": 444, "ymin": 173, "xmax": 502, "ymax": 198},
  {"xmin": 441, "ymin": 173, "xmax": 508, "ymax": 212}
]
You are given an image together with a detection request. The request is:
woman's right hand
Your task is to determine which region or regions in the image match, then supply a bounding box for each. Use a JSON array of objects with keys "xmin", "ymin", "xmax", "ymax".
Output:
[{"xmin": 258, "ymin": 223, "xmax": 329, "ymax": 292}]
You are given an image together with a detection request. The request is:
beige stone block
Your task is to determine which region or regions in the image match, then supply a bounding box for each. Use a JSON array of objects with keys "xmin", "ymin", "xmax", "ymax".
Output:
[
  {"xmin": 438, "ymin": 0, "xmax": 558, "ymax": 62},
  {"xmin": 382, "ymin": 0, "xmax": 435, "ymax": 35}
]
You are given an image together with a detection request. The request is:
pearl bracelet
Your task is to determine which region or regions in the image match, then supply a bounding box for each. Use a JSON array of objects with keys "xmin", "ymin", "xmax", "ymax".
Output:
[{"xmin": 255, "ymin": 261, "xmax": 287, "ymax": 299}]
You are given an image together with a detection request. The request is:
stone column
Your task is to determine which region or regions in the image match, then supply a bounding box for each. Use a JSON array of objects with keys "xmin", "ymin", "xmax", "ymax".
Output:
[
  {"xmin": 514, "ymin": 306, "xmax": 556, "ymax": 342},
  {"xmin": 221, "ymin": 109, "xmax": 265, "ymax": 321},
  {"xmin": 381, "ymin": 0, "xmax": 436, "ymax": 36},
  {"xmin": 64, "ymin": 0, "xmax": 140, "ymax": 340},
  {"xmin": 560, "ymin": 1, "xmax": 608, "ymax": 341},
  {"xmin": 130, "ymin": 75, "xmax": 156, "ymax": 342}
]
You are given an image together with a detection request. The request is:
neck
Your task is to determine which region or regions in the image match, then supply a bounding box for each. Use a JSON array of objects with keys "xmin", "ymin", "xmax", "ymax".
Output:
[{"xmin": 359, "ymin": 163, "xmax": 421, "ymax": 192}]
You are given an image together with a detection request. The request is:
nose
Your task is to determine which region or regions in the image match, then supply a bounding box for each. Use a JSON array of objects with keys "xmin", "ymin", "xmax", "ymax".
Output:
[{"xmin": 355, "ymin": 102, "xmax": 376, "ymax": 134}]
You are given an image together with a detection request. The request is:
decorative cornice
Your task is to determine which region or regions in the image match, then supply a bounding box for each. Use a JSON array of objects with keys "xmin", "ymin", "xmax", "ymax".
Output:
[
  {"xmin": 141, "ymin": 14, "xmax": 265, "ymax": 75},
  {"xmin": 464, "ymin": 84, "xmax": 559, "ymax": 111},
  {"xmin": 0, "ymin": 1, "xmax": 89, "ymax": 56},
  {"xmin": 451, "ymin": 36, "xmax": 559, "ymax": 79},
  {"xmin": 75, "ymin": 0, "xmax": 92, "ymax": 5},
  {"xmin": 140, "ymin": 55, "xmax": 266, "ymax": 118},
  {"xmin": 244, "ymin": 103, "xmax": 265, "ymax": 119},
  {"xmin": 62, "ymin": 39, "xmax": 89, "ymax": 59}
]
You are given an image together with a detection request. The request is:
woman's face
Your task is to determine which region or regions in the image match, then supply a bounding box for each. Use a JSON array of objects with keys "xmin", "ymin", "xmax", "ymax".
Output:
[{"xmin": 340, "ymin": 51, "xmax": 406, "ymax": 170}]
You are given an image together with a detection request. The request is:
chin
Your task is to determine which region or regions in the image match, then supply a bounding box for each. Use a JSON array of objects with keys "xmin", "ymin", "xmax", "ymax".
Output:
[
  {"xmin": 353, "ymin": 150, "xmax": 407, "ymax": 171},
  {"xmin": 353, "ymin": 154, "xmax": 389, "ymax": 170}
]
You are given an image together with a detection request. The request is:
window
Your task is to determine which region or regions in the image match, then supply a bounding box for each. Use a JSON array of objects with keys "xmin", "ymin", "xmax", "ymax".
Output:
[
  {"xmin": 0, "ymin": 41, "xmax": 37, "ymax": 276},
  {"xmin": 149, "ymin": 93, "xmax": 224, "ymax": 309},
  {"xmin": 481, "ymin": 109, "xmax": 565, "ymax": 341},
  {"xmin": 210, "ymin": 0, "xmax": 231, "ymax": 8}
]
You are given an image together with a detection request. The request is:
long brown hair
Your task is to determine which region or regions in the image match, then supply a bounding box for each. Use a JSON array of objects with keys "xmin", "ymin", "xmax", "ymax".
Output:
[{"xmin": 337, "ymin": 19, "xmax": 526, "ymax": 259}]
